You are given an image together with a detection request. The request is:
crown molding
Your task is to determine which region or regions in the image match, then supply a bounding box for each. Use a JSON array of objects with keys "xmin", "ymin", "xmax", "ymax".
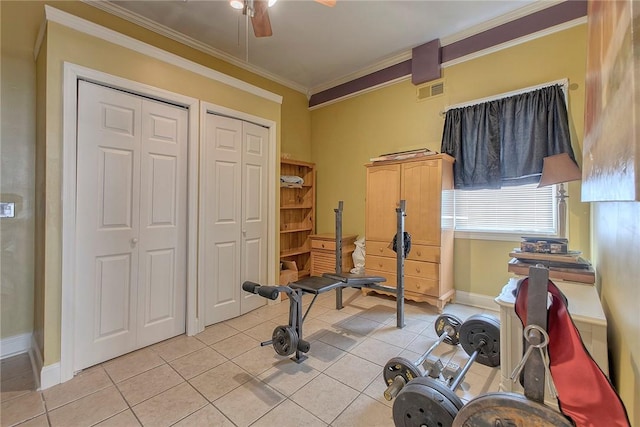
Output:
[
  {"xmin": 42, "ymin": 5, "xmax": 282, "ymax": 104},
  {"xmin": 309, "ymin": 50, "xmax": 412, "ymax": 96},
  {"xmin": 84, "ymin": 0, "xmax": 308, "ymax": 95},
  {"xmin": 439, "ymin": 0, "xmax": 565, "ymax": 46},
  {"xmin": 441, "ymin": 17, "xmax": 587, "ymax": 69},
  {"xmin": 308, "ymin": 0, "xmax": 567, "ymax": 96},
  {"xmin": 73, "ymin": 0, "xmax": 581, "ymax": 103},
  {"xmin": 308, "ymin": 75, "xmax": 410, "ymax": 111}
]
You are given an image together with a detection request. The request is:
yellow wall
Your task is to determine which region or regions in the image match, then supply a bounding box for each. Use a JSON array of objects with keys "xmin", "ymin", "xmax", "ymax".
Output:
[
  {"xmin": 593, "ymin": 202, "xmax": 640, "ymax": 425},
  {"xmin": 311, "ymin": 25, "xmax": 590, "ymax": 297},
  {"xmin": 0, "ymin": 1, "xmax": 312, "ymax": 363},
  {"xmin": 0, "ymin": 0, "xmax": 40, "ymax": 343}
]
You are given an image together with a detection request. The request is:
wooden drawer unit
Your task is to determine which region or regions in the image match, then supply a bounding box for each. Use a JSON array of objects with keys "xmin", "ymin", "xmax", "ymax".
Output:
[
  {"xmin": 365, "ymin": 255, "xmax": 438, "ymax": 280},
  {"xmin": 362, "ymin": 270, "xmax": 439, "ymax": 298},
  {"xmin": 310, "ymin": 233, "xmax": 357, "ymax": 277},
  {"xmin": 365, "ymin": 155, "xmax": 455, "ymax": 312},
  {"xmin": 367, "ymin": 240, "xmax": 440, "ymax": 263}
]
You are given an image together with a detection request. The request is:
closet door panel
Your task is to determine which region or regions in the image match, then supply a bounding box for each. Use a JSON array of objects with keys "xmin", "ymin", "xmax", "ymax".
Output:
[{"xmin": 203, "ymin": 114, "xmax": 243, "ymax": 324}]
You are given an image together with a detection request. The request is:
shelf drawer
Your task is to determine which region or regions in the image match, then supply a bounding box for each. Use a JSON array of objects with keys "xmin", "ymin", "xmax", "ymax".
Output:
[
  {"xmin": 311, "ymin": 239, "xmax": 336, "ymax": 251},
  {"xmin": 363, "ymin": 269, "xmax": 439, "ymax": 297},
  {"xmin": 408, "ymin": 244, "xmax": 440, "ymax": 263},
  {"xmin": 311, "ymin": 252, "xmax": 354, "ymax": 276},
  {"xmin": 366, "ymin": 255, "xmax": 439, "ymax": 280},
  {"xmin": 367, "ymin": 240, "xmax": 395, "ymax": 257},
  {"xmin": 366, "ymin": 240, "xmax": 439, "ymax": 263}
]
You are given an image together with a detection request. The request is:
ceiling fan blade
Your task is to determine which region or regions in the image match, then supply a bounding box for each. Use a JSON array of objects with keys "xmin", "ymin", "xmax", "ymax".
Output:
[
  {"xmin": 315, "ymin": 0, "xmax": 336, "ymax": 7},
  {"xmin": 251, "ymin": 0, "xmax": 272, "ymax": 37}
]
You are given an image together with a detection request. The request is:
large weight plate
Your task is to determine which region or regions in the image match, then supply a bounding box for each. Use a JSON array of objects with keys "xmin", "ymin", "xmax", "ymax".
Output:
[
  {"xmin": 412, "ymin": 376, "xmax": 464, "ymax": 410},
  {"xmin": 384, "ymin": 357, "xmax": 422, "ymax": 386},
  {"xmin": 459, "ymin": 314, "xmax": 501, "ymax": 367},
  {"xmin": 452, "ymin": 392, "xmax": 574, "ymax": 427},
  {"xmin": 434, "ymin": 314, "xmax": 463, "ymax": 345},
  {"xmin": 272, "ymin": 326, "xmax": 298, "ymax": 356},
  {"xmin": 393, "ymin": 377, "xmax": 461, "ymax": 427}
]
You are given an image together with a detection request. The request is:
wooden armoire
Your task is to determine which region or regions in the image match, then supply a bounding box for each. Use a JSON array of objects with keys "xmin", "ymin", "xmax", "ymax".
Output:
[{"xmin": 364, "ymin": 154, "xmax": 455, "ymax": 312}]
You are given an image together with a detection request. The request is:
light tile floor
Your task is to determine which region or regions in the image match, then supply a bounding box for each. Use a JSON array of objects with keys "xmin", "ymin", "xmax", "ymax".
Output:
[{"xmin": 1, "ymin": 289, "xmax": 501, "ymax": 427}]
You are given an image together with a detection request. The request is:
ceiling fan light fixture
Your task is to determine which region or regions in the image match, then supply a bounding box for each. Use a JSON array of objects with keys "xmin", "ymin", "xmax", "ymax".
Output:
[
  {"xmin": 268, "ymin": 0, "xmax": 278, "ymax": 7},
  {"xmin": 229, "ymin": 0, "xmax": 244, "ymax": 10}
]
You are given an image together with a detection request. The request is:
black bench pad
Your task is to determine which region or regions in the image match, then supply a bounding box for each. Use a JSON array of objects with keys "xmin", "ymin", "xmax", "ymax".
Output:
[
  {"xmin": 289, "ymin": 274, "xmax": 387, "ymax": 295},
  {"xmin": 322, "ymin": 273, "xmax": 386, "ymax": 286},
  {"xmin": 290, "ymin": 276, "xmax": 344, "ymax": 294}
]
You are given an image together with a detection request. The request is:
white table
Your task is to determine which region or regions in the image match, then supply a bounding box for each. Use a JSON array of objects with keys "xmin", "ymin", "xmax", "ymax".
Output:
[{"xmin": 495, "ymin": 277, "xmax": 608, "ymax": 406}]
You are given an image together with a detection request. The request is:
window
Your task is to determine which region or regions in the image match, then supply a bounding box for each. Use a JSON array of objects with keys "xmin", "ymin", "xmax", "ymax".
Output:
[{"xmin": 444, "ymin": 183, "xmax": 557, "ymax": 240}]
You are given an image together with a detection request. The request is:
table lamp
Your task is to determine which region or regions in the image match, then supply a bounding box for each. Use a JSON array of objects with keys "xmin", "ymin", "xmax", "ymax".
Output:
[{"xmin": 538, "ymin": 153, "xmax": 582, "ymax": 238}]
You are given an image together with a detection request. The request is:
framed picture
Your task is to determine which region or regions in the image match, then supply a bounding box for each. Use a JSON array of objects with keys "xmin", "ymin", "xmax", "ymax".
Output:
[{"xmin": 582, "ymin": 0, "xmax": 640, "ymax": 201}]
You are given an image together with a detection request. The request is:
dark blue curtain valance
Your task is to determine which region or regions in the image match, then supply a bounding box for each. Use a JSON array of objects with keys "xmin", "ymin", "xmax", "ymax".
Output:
[{"xmin": 441, "ymin": 84, "xmax": 576, "ymax": 189}]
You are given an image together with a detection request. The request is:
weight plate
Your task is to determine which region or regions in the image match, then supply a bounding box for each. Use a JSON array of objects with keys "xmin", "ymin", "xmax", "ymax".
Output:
[
  {"xmin": 459, "ymin": 314, "xmax": 501, "ymax": 367},
  {"xmin": 384, "ymin": 357, "xmax": 422, "ymax": 386},
  {"xmin": 393, "ymin": 377, "xmax": 460, "ymax": 427},
  {"xmin": 452, "ymin": 392, "xmax": 574, "ymax": 427},
  {"xmin": 410, "ymin": 376, "xmax": 464, "ymax": 410},
  {"xmin": 434, "ymin": 314, "xmax": 463, "ymax": 346},
  {"xmin": 272, "ymin": 326, "xmax": 298, "ymax": 356}
]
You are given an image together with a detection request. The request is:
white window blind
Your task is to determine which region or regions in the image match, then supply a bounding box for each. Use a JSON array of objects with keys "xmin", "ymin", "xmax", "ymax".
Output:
[{"xmin": 449, "ymin": 184, "xmax": 557, "ymax": 236}]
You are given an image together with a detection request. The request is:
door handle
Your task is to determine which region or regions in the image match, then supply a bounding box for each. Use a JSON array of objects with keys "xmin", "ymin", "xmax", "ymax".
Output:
[{"xmin": 131, "ymin": 237, "xmax": 139, "ymax": 245}]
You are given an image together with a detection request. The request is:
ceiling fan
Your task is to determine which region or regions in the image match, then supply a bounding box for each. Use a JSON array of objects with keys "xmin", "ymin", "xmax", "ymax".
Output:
[{"xmin": 229, "ymin": 0, "xmax": 336, "ymax": 37}]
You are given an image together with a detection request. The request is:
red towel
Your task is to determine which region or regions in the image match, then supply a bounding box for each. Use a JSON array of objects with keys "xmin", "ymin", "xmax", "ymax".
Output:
[{"xmin": 515, "ymin": 278, "xmax": 630, "ymax": 427}]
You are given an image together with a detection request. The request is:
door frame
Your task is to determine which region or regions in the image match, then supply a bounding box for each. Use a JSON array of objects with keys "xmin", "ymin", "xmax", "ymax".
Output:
[
  {"xmin": 198, "ymin": 102, "xmax": 278, "ymax": 327},
  {"xmin": 60, "ymin": 63, "xmax": 200, "ymax": 383}
]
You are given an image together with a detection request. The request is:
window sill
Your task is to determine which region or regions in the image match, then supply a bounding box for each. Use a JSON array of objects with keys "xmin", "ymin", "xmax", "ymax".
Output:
[{"xmin": 454, "ymin": 231, "xmax": 559, "ymax": 242}]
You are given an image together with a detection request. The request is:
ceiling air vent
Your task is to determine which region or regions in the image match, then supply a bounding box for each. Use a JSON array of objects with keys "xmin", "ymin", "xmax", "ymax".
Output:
[{"xmin": 417, "ymin": 80, "xmax": 445, "ymax": 102}]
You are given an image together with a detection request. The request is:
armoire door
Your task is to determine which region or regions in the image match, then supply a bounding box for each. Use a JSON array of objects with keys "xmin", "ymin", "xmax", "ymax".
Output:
[
  {"xmin": 401, "ymin": 159, "xmax": 442, "ymax": 246},
  {"xmin": 365, "ymin": 163, "xmax": 401, "ymax": 241},
  {"xmin": 203, "ymin": 113, "xmax": 268, "ymax": 326},
  {"xmin": 74, "ymin": 81, "xmax": 187, "ymax": 370}
]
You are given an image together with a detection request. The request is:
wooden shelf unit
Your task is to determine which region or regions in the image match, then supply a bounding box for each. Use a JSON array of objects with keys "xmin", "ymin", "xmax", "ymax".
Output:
[{"xmin": 280, "ymin": 159, "xmax": 315, "ymax": 278}]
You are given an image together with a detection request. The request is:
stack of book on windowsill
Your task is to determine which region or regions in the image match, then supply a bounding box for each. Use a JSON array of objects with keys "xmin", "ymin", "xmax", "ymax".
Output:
[
  {"xmin": 508, "ymin": 248, "xmax": 595, "ymax": 284},
  {"xmin": 369, "ymin": 148, "xmax": 436, "ymax": 162}
]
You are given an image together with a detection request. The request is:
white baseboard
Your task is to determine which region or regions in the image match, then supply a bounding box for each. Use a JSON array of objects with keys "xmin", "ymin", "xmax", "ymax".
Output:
[
  {"xmin": 40, "ymin": 363, "xmax": 61, "ymax": 390},
  {"xmin": 29, "ymin": 334, "xmax": 60, "ymax": 390},
  {"xmin": 454, "ymin": 290, "xmax": 500, "ymax": 312},
  {"xmin": 0, "ymin": 333, "xmax": 32, "ymax": 359}
]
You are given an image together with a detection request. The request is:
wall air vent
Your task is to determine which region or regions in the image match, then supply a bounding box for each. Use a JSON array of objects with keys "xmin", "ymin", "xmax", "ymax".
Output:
[{"xmin": 417, "ymin": 80, "xmax": 445, "ymax": 102}]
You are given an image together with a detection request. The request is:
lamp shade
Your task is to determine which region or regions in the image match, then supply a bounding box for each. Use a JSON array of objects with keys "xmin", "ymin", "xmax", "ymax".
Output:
[{"xmin": 538, "ymin": 153, "xmax": 582, "ymax": 187}]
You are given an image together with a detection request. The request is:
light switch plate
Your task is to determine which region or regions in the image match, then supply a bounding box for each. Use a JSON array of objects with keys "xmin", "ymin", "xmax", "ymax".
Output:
[{"xmin": 0, "ymin": 202, "xmax": 15, "ymax": 218}]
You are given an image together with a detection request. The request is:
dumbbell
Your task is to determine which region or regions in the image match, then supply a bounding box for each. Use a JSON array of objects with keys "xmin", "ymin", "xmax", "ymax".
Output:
[
  {"xmin": 392, "ymin": 313, "xmax": 501, "ymax": 427},
  {"xmin": 383, "ymin": 314, "xmax": 463, "ymax": 401}
]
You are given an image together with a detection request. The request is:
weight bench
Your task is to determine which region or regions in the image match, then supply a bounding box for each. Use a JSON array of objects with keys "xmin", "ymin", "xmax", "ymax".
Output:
[
  {"xmin": 242, "ymin": 273, "xmax": 390, "ymax": 363},
  {"xmin": 243, "ymin": 200, "xmax": 410, "ymax": 362}
]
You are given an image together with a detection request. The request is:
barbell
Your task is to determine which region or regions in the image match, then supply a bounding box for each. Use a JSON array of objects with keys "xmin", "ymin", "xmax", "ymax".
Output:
[
  {"xmin": 392, "ymin": 314, "xmax": 501, "ymax": 427},
  {"xmin": 383, "ymin": 314, "xmax": 463, "ymax": 401}
]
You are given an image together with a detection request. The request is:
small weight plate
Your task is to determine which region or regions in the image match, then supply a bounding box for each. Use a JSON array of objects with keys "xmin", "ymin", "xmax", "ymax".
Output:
[
  {"xmin": 272, "ymin": 326, "xmax": 298, "ymax": 356},
  {"xmin": 459, "ymin": 314, "xmax": 501, "ymax": 367},
  {"xmin": 393, "ymin": 377, "xmax": 460, "ymax": 427},
  {"xmin": 383, "ymin": 357, "xmax": 422, "ymax": 386},
  {"xmin": 452, "ymin": 392, "xmax": 574, "ymax": 427},
  {"xmin": 434, "ymin": 314, "xmax": 463, "ymax": 346}
]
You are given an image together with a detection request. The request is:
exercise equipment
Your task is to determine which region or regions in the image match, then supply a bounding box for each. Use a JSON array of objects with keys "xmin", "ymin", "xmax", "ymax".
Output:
[
  {"xmin": 453, "ymin": 265, "xmax": 629, "ymax": 427},
  {"xmin": 453, "ymin": 392, "xmax": 574, "ymax": 426},
  {"xmin": 383, "ymin": 313, "xmax": 462, "ymax": 401},
  {"xmin": 392, "ymin": 313, "xmax": 501, "ymax": 427},
  {"xmin": 244, "ymin": 200, "xmax": 411, "ymax": 362},
  {"xmin": 326, "ymin": 200, "xmax": 408, "ymax": 328},
  {"xmin": 242, "ymin": 281, "xmax": 311, "ymax": 362}
]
